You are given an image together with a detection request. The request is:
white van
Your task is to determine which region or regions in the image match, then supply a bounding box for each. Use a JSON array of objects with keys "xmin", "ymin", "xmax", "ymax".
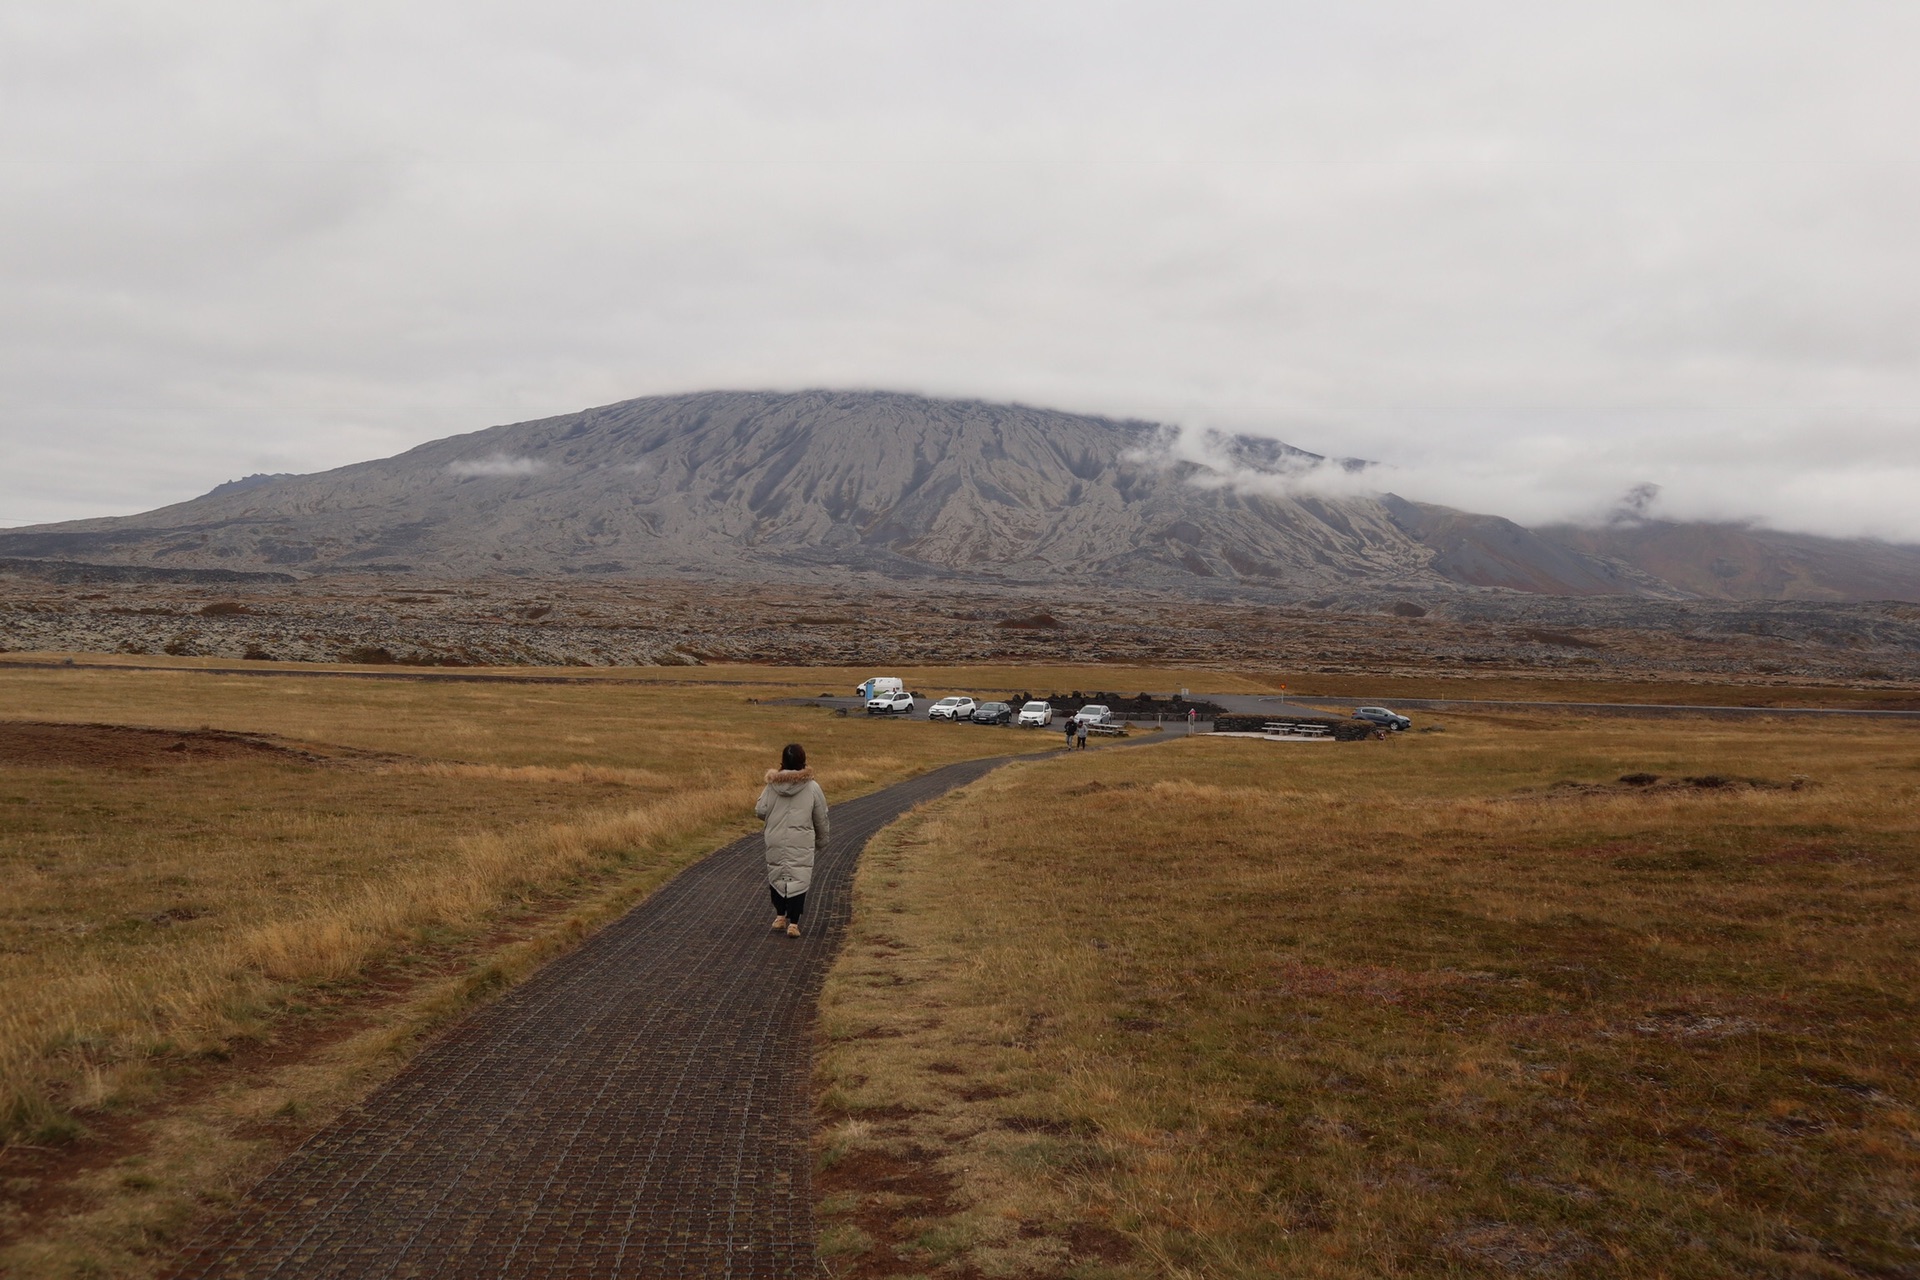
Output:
[{"xmin": 856, "ymin": 676, "xmax": 904, "ymax": 700}]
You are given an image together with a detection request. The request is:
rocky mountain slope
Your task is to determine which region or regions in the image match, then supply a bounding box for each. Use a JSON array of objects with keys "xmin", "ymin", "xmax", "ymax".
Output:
[
  {"xmin": 2, "ymin": 389, "xmax": 1914, "ymax": 601},
  {"xmin": 1376, "ymin": 497, "xmax": 1675, "ymax": 597},
  {"xmin": 0, "ymin": 391, "xmax": 1454, "ymax": 591},
  {"xmin": 1537, "ymin": 520, "xmax": 1920, "ymax": 603}
]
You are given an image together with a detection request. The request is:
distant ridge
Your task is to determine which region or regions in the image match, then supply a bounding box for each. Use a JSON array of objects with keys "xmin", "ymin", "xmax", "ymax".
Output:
[
  {"xmin": 1539, "ymin": 520, "xmax": 1920, "ymax": 604},
  {"xmin": 204, "ymin": 473, "xmax": 300, "ymax": 499},
  {"xmin": 0, "ymin": 557, "xmax": 296, "ymax": 585},
  {"xmin": 1, "ymin": 389, "xmax": 1915, "ymax": 602}
]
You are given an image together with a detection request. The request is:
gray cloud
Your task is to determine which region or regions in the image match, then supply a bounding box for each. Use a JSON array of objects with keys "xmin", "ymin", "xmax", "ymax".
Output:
[
  {"xmin": 447, "ymin": 454, "xmax": 547, "ymax": 477},
  {"xmin": 2, "ymin": 1, "xmax": 1918, "ymax": 539}
]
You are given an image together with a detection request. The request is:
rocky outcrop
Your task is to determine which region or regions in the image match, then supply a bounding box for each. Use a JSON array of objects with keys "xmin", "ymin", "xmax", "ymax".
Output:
[{"xmin": 5, "ymin": 571, "xmax": 1919, "ymax": 683}]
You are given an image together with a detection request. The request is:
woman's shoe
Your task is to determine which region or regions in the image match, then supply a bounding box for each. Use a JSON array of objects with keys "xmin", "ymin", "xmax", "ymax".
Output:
[
  {"xmin": 772, "ymin": 915, "xmax": 787, "ymax": 930},
  {"xmin": 787, "ymin": 923, "xmax": 802, "ymax": 937}
]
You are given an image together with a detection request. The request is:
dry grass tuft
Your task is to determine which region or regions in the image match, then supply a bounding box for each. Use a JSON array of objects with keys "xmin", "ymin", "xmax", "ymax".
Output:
[
  {"xmin": 235, "ymin": 787, "xmax": 737, "ymax": 983},
  {"xmin": 816, "ymin": 714, "xmax": 1920, "ymax": 1278},
  {"xmin": 390, "ymin": 760, "xmax": 671, "ymax": 788}
]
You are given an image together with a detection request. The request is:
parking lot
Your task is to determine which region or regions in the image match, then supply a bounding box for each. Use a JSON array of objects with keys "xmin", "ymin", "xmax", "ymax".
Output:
[
  {"xmin": 774, "ymin": 692, "xmax": 1239, "ymax": 735},
  {"xmin": 785, "ymin": 695, "xmax": 1068, "ymax": 725},
  {"xmin": 787, "ymin": 690, "xmax": 1348, "ymax": 727}
]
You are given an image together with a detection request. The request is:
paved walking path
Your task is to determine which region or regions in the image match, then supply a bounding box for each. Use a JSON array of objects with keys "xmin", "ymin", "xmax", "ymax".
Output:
[{"xmin": 166, "ymin": 754, "xmax": 1023, "ymax": 1280}]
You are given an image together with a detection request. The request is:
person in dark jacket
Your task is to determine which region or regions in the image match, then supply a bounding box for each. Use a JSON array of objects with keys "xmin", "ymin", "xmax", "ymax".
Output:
[
  {"xmin": 1062, "ymin": 713, "xmax": 1075, "ymax": 748},
  {"xmin": 756, "ymin": 743, "xmax": 830, "ymax": 937}
]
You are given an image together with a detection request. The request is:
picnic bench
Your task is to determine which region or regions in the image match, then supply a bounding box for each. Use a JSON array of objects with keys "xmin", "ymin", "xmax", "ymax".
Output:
[{"xmin": 1262, "ymin": 720, "xmax": 1332, "ymax": 738}]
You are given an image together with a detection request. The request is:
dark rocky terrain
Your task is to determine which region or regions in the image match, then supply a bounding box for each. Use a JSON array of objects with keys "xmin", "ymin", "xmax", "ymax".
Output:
[
  {"xmin": 5, "ymin": 571, "xmax": 1919, "ymax": 687},
  {"xmin": 7, "ymin": 389, "xmax": 1912, "ymax": 603}
]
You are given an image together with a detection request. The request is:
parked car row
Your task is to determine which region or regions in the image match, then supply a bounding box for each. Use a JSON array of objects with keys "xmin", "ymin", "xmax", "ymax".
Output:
[
  {"xmin": 870, "ymin": 687, "xmax": 1414, "ymax": 733},
  {"xmin": 867, "ymin": 690, "xmax": 1120, "ymax": 727}
]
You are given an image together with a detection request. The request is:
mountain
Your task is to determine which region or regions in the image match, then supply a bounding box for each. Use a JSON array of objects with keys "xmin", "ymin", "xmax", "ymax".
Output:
[
  {"xmin": 1377, "ymin": 496, "xmax": 1677, "ymax": 597},
  {"xmin": 1, "ymin": 389, "xmax": 1914, "ymax": 601},
  {"xmin": 1537, "ymin": 520, "xmax": 1920, "ymax": 603},
  {"xmin": 0, "ymin": 390, "xmax": 1449, "ymax": 591}
]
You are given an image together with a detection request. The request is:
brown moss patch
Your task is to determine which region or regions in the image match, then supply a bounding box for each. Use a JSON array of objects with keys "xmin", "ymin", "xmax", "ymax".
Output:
[{"xmin": 0, "ymin": 721, "xmax": 363, "ymax": 769}]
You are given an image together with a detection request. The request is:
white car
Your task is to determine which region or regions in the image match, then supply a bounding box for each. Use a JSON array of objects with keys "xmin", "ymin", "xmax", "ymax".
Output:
[
  {"xmin": 929, "ymin": 696, "xmax": 977, "ymax": 722},
  {"xmin": 1073, "ymin": 704, "xmax": 1114, "ymax": 727},
  {"xmin": 866, "ymin": 690, "xmax": 916, "ymax": 716},
  {"xmin": 1016, "ymin": 701, "xmax": 1054, "ymax": 727}
]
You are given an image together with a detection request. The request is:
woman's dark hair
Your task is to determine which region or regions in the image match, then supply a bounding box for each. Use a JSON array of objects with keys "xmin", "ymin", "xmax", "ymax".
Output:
[{"xmin": 781, "ymin": 742, "xmax": 807, "ymax": 772}]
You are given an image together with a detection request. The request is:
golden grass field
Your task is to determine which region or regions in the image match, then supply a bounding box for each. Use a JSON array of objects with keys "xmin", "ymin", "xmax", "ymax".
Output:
[
  {"xmin": 815, "ymin": 714, "xmax": 1920, "ymax": 1278},
  {"xmin": 0, "ymin": 659, "xmax": 1088, "ymax": 1276},
  {"xmin": 3, "ymin": 655, "xmax": 1916, "ymax": 1278}
]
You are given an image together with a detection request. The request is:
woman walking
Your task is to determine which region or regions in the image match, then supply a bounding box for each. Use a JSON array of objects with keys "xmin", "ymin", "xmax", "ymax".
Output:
[{"xmin": 756, "ymin": 743, "xmax": 829, "ymax": 938}]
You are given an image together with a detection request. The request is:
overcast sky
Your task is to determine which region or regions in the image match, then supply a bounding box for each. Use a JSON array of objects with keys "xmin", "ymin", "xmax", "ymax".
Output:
[{"xmin": 4, "ymin": 2, "xmax": 1918, "ymax": 538}]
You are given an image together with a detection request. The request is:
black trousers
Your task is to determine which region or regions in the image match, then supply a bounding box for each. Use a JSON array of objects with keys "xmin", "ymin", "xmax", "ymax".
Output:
[{"xmin": 770, "ymin": 886, "xmax": 806, "ymax": 920}]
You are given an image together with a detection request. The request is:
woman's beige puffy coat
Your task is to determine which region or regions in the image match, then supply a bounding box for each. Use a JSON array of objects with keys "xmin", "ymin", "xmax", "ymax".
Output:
[{"xmin": 756, "ymin": 767, "xmax": 829, "ymax": 896}]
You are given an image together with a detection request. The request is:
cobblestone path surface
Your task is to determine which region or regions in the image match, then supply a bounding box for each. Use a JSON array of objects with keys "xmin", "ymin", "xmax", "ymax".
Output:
[{"xmin": 166, "ymin": 754, "xmax": 1018, "ymax": 1280}]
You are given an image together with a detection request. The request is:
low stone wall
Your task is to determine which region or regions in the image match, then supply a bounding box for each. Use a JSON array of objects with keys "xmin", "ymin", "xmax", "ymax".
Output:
[{"xmin": 1036, "ymin": 693, "xmax": 1229, "ymax": 719}]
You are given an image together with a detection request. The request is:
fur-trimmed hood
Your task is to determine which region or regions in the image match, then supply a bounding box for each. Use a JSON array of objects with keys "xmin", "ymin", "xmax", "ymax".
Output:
[{"xmin": 764, "ymin": 766, "xmax": 815, "ymax": 794}]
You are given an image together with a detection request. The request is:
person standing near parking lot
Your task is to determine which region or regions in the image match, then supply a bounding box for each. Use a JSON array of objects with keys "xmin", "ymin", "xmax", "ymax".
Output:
[
  {"xmin": 756, "ymin": 742, "xmax": 829, "ymax": 938},
  {"xmin": 1062, "ymin": 712, "xmax": 1075, "ymax": 749},
  {"xmin": 1076, "ymin": 717, "xmax": 1089, "ymax": 750}
]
